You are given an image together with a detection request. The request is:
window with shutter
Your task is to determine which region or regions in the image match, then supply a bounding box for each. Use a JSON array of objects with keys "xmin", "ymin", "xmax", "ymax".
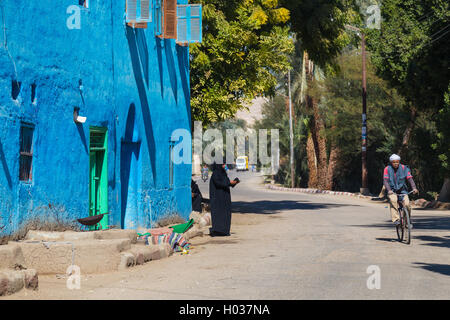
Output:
[
  {"xmin": 163, "ymin": 0, "xmax": 177, "ymax": 39},
  {"xmin": 79, "ymin": 0, "xmax": 89, "ymax": 8},
  {"xmin": 19, "ymin": 123, "xmax": 34, "ymax": 182},
  {"xmin": 154, "ymin": 0, "xmax": 163, "ymax": 36},
  {"xmin": 126, "ymin": 0, "xmax": 152, "ymax": 28},
  {"xmin": 176, "ymin": 4, "xmax": 202, "ymax": 44},
  {"xmin": 176, "ymin": 5, "xmax": 188, "ymax": 43}
]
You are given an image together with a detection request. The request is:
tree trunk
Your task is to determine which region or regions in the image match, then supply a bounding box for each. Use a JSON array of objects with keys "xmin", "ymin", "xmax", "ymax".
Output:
[
  {"xmin": 437, "ymin": 177, "xmax": 450, "ymax": 202},
  {"xmin": 304, "ymin": 51, "xmax": 329, "ymax": 190},
  {"xmin": 326, "ymin": 146, "xmax": 339, "ymax": 190},
  {"xmin": 309, "ymin": 91, "xmax": 328, "ymax": 190},
  {"xmin": 398, "ymin": 107, "xmax": 417, "ymax": 157},
  {"xmin": 306, "ymin": 132, "xmax": 318, "ymax": 188}
]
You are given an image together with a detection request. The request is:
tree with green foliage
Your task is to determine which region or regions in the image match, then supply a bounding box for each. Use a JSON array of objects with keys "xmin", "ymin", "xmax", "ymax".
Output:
[
  {"xmin": 318, "ymin": 51, "xmax": 411, "ymax": 193},
  {"xmin": 282, "ymin": 0, "xmax": 359, "ymax": 68},
  {"xmin": 366, "ymin": 0, "xmax": 450, "ymax": 200},
  {"xmin": 189, "ymin": 0, "xmax": 294, "ymax": 125},
  {"xmin": 278, "ymin": 0, "xmax": 361, "ymax": 189}
]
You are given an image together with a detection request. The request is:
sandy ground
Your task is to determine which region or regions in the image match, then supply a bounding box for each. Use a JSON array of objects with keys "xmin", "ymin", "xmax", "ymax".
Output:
[{"xmin": 2, "ymin": 171, "xmax": 450, "ymax": 300}]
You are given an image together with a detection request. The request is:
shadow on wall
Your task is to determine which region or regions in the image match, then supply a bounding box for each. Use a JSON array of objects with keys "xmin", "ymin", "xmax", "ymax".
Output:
[
  {"xmin": 156, "ymin": 38, "xmax": 164, "ymax": 97},
  {"xmin": 135, "ymin": 29, "xmax": 149, "ymax": 87},
  {"xmin": 76, "ymin": 123, "xmax": 88, "ymax": 154},
  {"xmin": 120, "ymin": 103, "xmax": 141, "ymax": 228},
  {"xmin": 126, "ymin": 26, "xmax": 157, "ymax": 184},
  {"xmin": 165, "ymin": 39, "xmax": 177, "ymax": 104},
  {"xmin": 176, "ymin": 45, "xmax": 190, "ymax": 123},
  {"xmin": 0, "ymin": 140, "xmax": 12, "ymax": 189}
]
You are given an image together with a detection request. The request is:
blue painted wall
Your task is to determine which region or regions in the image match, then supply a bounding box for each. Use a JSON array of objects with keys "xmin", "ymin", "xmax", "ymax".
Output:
[{"xmin": 0, "ymin": 0, "xmax": 192, "ymax": 236}]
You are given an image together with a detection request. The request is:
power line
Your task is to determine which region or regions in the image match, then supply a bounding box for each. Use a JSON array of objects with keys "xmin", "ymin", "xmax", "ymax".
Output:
[
  {"xmin": 417, "ymin": 10, "xmax": 434, "ymax": 23},
  {"xmin": 429, "ymin": 23, "xmax": 450, "ymax": 40},
  {"xmin": 429, "ymin": 28, "xmax": 450, "ymax": 45}
]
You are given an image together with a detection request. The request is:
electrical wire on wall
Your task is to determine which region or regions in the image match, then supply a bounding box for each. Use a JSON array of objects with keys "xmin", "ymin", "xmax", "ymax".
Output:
[{"xmin": 1, "ymin": 0, "xmax": 18, "ymax": 79}]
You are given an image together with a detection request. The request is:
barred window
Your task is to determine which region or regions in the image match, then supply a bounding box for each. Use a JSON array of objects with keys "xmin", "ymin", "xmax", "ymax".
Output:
[
  {"xmin": 169, "ymin": 140, "xmax": 174, "ymax": 188},
  {"xmin": 19, "ymin": 124, "xmax": 34, "ymax": 182},
  {"xmin": 79, "ymin": 0, "xmax": 89, "ymax": 8}
]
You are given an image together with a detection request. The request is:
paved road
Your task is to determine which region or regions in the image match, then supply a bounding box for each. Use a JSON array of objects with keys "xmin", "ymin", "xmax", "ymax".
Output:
[{"xmin": 5, "ymin": 170, "xmax": 450, "ymax": 299}]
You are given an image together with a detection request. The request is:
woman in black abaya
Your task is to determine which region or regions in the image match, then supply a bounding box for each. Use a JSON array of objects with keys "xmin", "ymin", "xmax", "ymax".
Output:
[
  {"xmin": 191, "ymin": 179, "xmax": 203, "ymax": 212},
  {"xmin": 209, "ymin": 163, "xmax": 239, "ymax": 236}
]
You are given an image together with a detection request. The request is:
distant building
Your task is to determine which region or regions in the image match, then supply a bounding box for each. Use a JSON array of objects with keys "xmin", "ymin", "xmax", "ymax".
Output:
[{"xmin": 0, "ymin": 0, "xmax": 202, "ymax": 236}]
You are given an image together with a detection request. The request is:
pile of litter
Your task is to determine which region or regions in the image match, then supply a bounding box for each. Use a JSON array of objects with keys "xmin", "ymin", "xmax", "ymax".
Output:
[{"xmin": 137, "ymin": 219, "xmax": 194, "ymax": 253}]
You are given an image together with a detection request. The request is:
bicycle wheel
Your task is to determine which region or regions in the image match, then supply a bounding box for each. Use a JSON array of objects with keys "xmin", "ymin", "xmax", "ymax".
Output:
[
  {"xmin": 403, "ymin": 207, "xmax": 411, "ymax": 244},
  {"xmin": 396, "ymin": 209, "xmax": 404, "ymax": 242}
]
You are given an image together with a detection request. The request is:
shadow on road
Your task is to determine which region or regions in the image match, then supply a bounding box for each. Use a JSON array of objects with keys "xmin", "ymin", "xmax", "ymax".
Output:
[
  {"xmin": 375, "ymin": 237, "xmax": 399, "ymax": 243},
  {"xmin": 231, "ymin": 200, "xmax": 361, "ymax": 215},
  {"xmin": 353, "ymin": 215, "xmax": 450, "ymax": 232},
  {"xmin": 410, "ymin": 215, "xmax": 450, "ymax": 231},
  {"xmin": 413, "ymin": 262, "xmax": 450, "ymax": 277},
  {"xmin": 413, "ymin": 235, "xmax": 450, "ymax": 248}
]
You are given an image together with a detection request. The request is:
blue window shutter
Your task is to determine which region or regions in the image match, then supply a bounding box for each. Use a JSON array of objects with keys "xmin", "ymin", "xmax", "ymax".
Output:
[
  {"xmin": 127, "ymin": 0, "xmax": 151, "ymax": 24},
  {"xmin": 176, "ymin": 4, "xmax": 202, "ymax": 43},
  {"xmin": 126, "ymin": 0, "xmax": 138, "ymax": 22},
  {"xmin": 140, "ymin": 0, "xmax": 151, "ymax": 22},
  {"xmin": 177, "ymin": 5, "xmax": 188, "ymax": 42},
  {"xmin": 190, "ymin": 4, "xmax": 202, "ymax": 43}
]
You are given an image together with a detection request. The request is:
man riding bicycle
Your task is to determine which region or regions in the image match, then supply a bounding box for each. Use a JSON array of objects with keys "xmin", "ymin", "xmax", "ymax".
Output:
[
  {"xmin": 383, "ymin": 154, "xmax": 419, "ymax": 226},
  {"xmin": 201, "ymin": 164, "xmax": 209, "ymax": 181}
]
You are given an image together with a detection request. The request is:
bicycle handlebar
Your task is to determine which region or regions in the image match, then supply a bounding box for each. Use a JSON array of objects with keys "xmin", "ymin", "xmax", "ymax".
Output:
[{"xmin": 395, "ymin": 190, "xmax": 415, "ymax": 195}]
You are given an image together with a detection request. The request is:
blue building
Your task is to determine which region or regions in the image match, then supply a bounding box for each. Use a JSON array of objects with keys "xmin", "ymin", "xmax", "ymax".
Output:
[{"xmin": 0, "ymin": 0, "xmax": 201, "ymax": 237}]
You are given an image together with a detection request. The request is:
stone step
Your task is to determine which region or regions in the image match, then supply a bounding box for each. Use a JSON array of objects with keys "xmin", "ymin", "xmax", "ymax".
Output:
[
  {"xmin": 11, "ymin": 238, "xmax": 132, "ymax": 275},
  {"xmin": 1, "ymin": 221, "xmax": 209, "ymax": 278},
  {"xmin": 0, "ymin": 243, "xmax": 26, "ymax": 270},
  {"xmin": 120, "ymin": 243, "xmax": 173, "ymax": 270},
  {"xmin": 25, "ymin": 229, "xmax": 138, "ymax": 244},
  {"xmin": 0, "ymin": 268, "xmax": 38, "ymax": 296}
]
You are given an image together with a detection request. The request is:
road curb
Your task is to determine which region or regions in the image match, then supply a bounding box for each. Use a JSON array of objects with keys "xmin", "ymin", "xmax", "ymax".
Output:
[
  {"xmin": 265, "ymin": 184, "xmax": 374, "ymax": 199},
  {"xmin": 264, "ymin": 184, "xmax": 450, "ymax": 210}
]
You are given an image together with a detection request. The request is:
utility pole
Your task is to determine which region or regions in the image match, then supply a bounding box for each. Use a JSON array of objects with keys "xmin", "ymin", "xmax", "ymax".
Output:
[
  {"xmin": 345, "ymin": 24, "xmax": 369, "ymax": 195},
  {"xmin": 361, "ymin": 33, "xmax": 369, "ymax": 195},
  {"xmin": 288, "ymin": 70, "xmax": 295, "ymax": 188}
]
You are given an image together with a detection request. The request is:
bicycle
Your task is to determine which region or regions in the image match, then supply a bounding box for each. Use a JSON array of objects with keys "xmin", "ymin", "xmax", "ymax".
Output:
[
  {"xmin": 201, "ymin": 170, "xmax": 209, "ymax": 182},
  {"xmin": 395, "ymin": 190, "xmax": 414, "ymax": 244}
]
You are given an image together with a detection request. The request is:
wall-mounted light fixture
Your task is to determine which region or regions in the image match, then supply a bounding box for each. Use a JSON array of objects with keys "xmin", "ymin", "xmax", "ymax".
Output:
[{"xmin": 73, "ymin": 107, "xmax": 87, "ymax": 123}]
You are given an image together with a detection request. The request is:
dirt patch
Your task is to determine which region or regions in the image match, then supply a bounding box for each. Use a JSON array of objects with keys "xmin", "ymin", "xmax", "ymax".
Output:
[
  {"xmin": 154, "ymin": 214, "xmax": 186, "ymax": 227},
  {"xmin": 231, "ymin": 213, "xmax": 265, "ymax": 226},
  {"xmin": 204, "ymin": 239, "xmax": 239, "ymax": 245}
]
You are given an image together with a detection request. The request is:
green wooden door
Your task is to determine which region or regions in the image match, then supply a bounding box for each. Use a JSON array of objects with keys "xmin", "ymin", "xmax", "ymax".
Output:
[{"xmin": 89, "ymin": 128, "xmax": 108, "ymax": 230}]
